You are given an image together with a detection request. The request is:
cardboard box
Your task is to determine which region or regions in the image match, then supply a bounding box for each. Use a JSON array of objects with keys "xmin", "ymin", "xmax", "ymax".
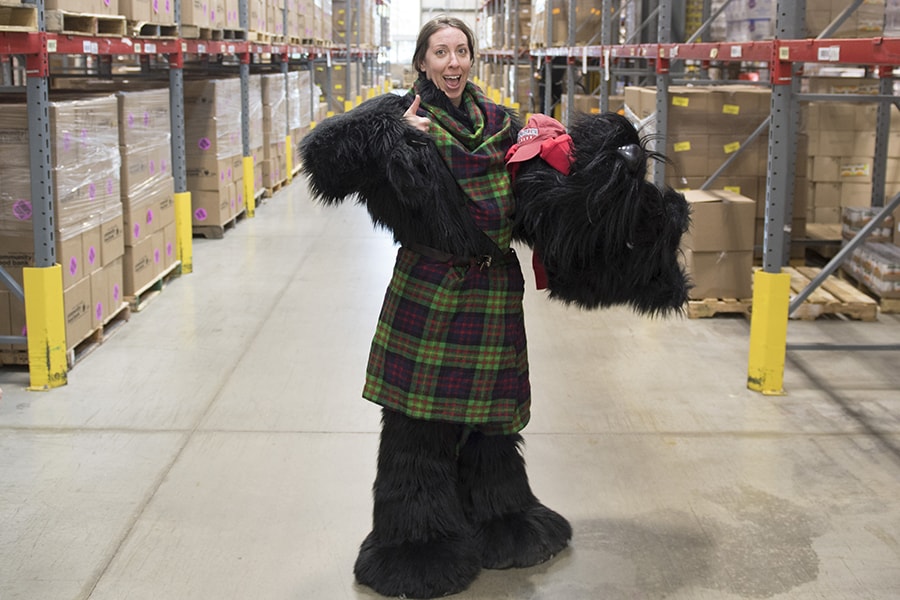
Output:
[
  {"xmin": 682, "ymin": 249, "xmax": 754, "ymax": 299},
  {"xmin": 123, "ymin": 235, "xmax": 155, "ymax": 296},
  {"xmin": 681, "ymin": 189, "xmax": 757, "ymax": 252},
  {"xmin": 101, "ymin": 209, "xmax": 125, "ymax": 266},
  {"xmin": 64, "ymin": 277, "xmax": 92, "ymax": 349}
]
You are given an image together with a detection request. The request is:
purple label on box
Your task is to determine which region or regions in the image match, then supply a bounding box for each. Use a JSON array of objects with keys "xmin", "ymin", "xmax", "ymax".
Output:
[
  {"xmin": 128, "ymin": 113, "xmax": 134, "ymax": 128},
  {"xmin": 12, "ymin": 200, "xmax": 32, "ymax": 220},
  {"xmin": 144, "ymin": 111, "xmax": 150, "ymax": 126},
  {"xmin": 107, "ymin": 178, "xmax": 114, "ymax": 195},
  {"xmin": 113, "ymin": 284, "xmax": 120, "ymax": 302},
  {"xmin": 88, "ymin": 246, "xmax": 97, "ymax": 266},
  {"xmin": 198, "ymin": 137, "xmax": 211, "ymax": 151},
  {"xmin": 149, "ymin": 159, "xmax": 156, "ymax": 175},
  {"xmin": 153, "ymin": 0, "xmax": 159, "ymax": 12},
  {"xmin": 154, "ymin": 249, "xmax": 161, "ymax": 264},
  {"xmin": 133, "ymin": 223, "xmax": 140, "ymax": 239},
  {"xmin": 195, "ymin": 208, "xmax": 207, "ymax": 221},
  {"xmin": 96, "ymin": 302, "xmax": 103, "ymax": 320},
  {"xmin": 167, "ymin": 242, "xmax": 173, "ymax": 257},
  {"xmin": 69, "ymin": 257, "xmax": 78, "ymax": 276},
  {"xmin": 146, "ymin": 209, "xmax": 154, "ymax": 225},
  {"xmin": 89, "ymin": 182, "xmax": 97, "ymax": 201}
]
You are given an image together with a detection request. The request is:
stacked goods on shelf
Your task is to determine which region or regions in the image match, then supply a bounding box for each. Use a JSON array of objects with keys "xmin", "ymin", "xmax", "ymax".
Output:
[
  {"xmin": 290, "ymin": 70, "xmax": 315, "ymax": 170},
  {"xmin": 806, "ymin": 0, "xmax": 885, "ymax": 38},
  {"xmin": 261, "ymin": 73, "xmax": 288, "ymax": 189},
  {"xmin": 625, "ymin": 84, "xmax": 809, "ymax": 259},
  {"xmin": 840, "ymin": 208, "xmax": 900, "ymax": 300},
  {"xmin": 680, "ymin": 189, "xmax": 757, "ymax": 299},
  {"xmin": 184, "ymin": 78, "xmax": 244, "ymax": 230},
  {"xmin": 248, "ymin": 74, "xmax": 266, "ymax": 199},
  {"xmin": 0, "ymin": 95, "xmax": 123, "ymax": 353},
  {"xmin": 45, "ymin": 0, "xmax": 120, "ymax": 16},
  {"xmin": 117, "ymin": 88, "xmax": 177, "ymax": 296},
  {"xmin": 803, "ymin": 100, "xmax": 900, "ymax": 225},
  {"xmin": 332, "ymin": 0, "xmax": 375, "ymax": 46},
  {"xmin": 530, "ymin": 0, "xmax": 603, "ymax": 47},
  {"xmin": 315, "ymin": 60, "xmax": 360, "ymax": 114},
  {"xmin": 118, "ymin": 0, "xmax": 176, "ymax": 27}
]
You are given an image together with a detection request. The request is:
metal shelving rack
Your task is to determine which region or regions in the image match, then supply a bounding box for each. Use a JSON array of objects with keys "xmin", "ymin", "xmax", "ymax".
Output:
[
  {"xmin": 480, "ymin": 0, "xmax": 900, "ymax": 393},
  {"xmin": 0, "ymin": 0, "xmax": 378, "ymax": 390}
]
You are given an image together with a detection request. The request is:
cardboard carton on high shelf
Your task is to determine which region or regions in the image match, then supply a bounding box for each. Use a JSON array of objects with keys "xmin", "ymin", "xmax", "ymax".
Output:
[
  {"xmin": 44, "ymin": 0, "xmax": 119, "ymax": 15},
  {"xmin": 680, "ymin": 189, "xmax": 756, "ymax": 300},
  {"xmin": 120, "ymin": 0, "xmax": 151, "ymax": 23},
  {"xmin": 184, "ymin": 78, "xmax": 243, "ymax": 170}
]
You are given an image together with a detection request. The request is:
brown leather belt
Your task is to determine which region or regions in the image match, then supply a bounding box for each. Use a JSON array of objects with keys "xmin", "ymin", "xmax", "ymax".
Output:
[{"xmin": 405, "ymin": 242, "xmax": 512, "ymax": 270}]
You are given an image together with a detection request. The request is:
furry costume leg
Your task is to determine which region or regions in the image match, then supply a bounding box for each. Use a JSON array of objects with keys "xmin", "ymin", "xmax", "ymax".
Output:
[
  {"xmin": 458, "ymin": 430, "xmax": 572, "ymax": 569},
  {"xmin": 354, "ymin": 409, "xmax": 481, "ymax": 598}
]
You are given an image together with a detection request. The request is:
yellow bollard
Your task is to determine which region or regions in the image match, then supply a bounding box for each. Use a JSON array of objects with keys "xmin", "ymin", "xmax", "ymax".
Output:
[
  {"xmin": 243, "ymin": 156, "xmax": 255, "ymax": 218},
  {"xmin": 747, "ymin": 269, "xmax": 792, "ymax": 395},
  {"xmin": 173, "ymin": 191, "xmax": 193, "ymax": 274},
  {"xmin": 285, "ymin": 135, "xmax": 294, "ymax": 183},
  {"xmin": 24, "ymin": 264, "xmax": 67, "ymax": 390}
]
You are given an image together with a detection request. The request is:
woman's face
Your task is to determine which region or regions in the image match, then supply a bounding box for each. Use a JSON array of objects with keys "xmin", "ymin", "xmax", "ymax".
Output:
[{"xmin": 418, "ymin": 26, "xmax": 472, "ymax": 107}]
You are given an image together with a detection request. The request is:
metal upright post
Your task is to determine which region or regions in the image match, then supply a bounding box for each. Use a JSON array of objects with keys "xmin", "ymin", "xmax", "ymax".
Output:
[
  {"xmin": 871, "ymin": 69, "xmax": 893, "ymax": 208},
  {"xmin": 600, "ymin": 0, "xmax": 612, "ymax": 113},
  {"xmin": 283, "ymin": 3, "xmax": 293, "ymax": 183},
  {"xmin": 170, "ymin": 1, "xmax": 193, "ymax": 275},
  {"xmin": 564, "ymin": 0, "xmax": 576, "ymax": 125},
  {"xmin": 747, "ymin": 0, "xmax": 805, "ymax": 396},
  {"xmin": 24, "ymin": 0, "xmax": 67, "ymax": 389},
  {"xmin": 239, "ymin": 0, "xmax": 255, "ymax": 217},
  {"xmin": 652, "ymin": 0, "xmax": 671, "ymax": 188}
]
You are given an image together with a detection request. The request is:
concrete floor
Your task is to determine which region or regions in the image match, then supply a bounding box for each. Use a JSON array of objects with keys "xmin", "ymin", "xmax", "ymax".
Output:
[{"xmin": 2, "ymin": 181, "xmax": 900, "ymax": 600}]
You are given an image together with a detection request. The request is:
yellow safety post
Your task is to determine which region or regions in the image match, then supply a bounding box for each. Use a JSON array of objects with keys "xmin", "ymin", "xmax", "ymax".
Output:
[
  {"xmin": 174, "ymin": 191, "xmax": 193, "ymax": 274},
  {"xmin": 512, "ymin": 102, "xmax": 520, "ymax": 113},
  {"xmin": 344, "ymin": 99, "xmax": 354, "ymax": 112},
  {"xmin": 747, "ymin": 269, "xmax": 791, "ymax": 395},
  {"xmin": 285, "ymin": 135, "xmax": 294, "ymax": 183},
  {"xmin": 24, "ymin": 264, "xmax": 67, "ymax": 390},
  {"xmin": 243, "ymin": 156, "xmax": 255, "ymax": 218},
  {"xmin": 356, "ymin": 94, "xmax": 363, "ymax": 106},
  {"xmin": 367, "ymin": 87, "xmax": 377, "ymax": 99}
]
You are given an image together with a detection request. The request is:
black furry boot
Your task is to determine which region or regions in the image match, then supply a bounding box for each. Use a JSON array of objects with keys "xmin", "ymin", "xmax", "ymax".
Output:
[
  {"xmin": 458, "ymin": 430, "xmax": 572, "ymax": 569},
  {"xmin": 354, "ymin": 409, "xmax": 481, "ymax": 598}
]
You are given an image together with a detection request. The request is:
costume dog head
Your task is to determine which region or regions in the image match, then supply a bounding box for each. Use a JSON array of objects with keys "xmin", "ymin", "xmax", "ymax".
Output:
[{"xmin": 509, "ymin": 112, "xmax": 691, "ymax": 316}]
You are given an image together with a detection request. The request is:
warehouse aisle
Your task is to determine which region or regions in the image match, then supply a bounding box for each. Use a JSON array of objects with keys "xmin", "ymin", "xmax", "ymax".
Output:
[{"xmin": 2, "ymin": 181, "xmax": 900, "ymax": 600}]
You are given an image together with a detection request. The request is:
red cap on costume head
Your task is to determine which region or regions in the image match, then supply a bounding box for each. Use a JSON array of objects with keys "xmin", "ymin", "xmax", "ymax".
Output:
[{"xmin": 505, "ymin": 113, "xmax": 573, "ymax": 175}]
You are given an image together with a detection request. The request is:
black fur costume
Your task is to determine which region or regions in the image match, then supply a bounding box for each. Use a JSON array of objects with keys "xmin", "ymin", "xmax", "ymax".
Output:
[{"xmin": 301, "ymin": 91, "xmax": 690, "ymax": 599}]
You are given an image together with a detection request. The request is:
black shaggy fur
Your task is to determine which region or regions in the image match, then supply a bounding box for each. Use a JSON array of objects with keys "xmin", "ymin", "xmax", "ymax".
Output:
[
  {"xmin": 355, "ymin": 409, "xmax": 480, "ymax": 599},
  {"xmin": 300, "ymin": 92, "xmax": 507, "ymax": 260},
  {"xmin": 512, "ymin": 112, "xmax": 691, "ymax": 315},
  {"xmin": 458, "ymin": 431, "xmax": 572, "ymax": 569}
]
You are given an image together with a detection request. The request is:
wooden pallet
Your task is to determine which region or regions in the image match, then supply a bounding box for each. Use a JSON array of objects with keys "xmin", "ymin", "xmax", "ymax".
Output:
[
  {"xmin": 126, "ymin": 261, "xmax": 182, "ymax": 312},
  {"xmin": 787, "ymin": 266, "xmax": 878, "ymax": 321},
  {"xmin": 180, "ymin": 25, "xmax": 223, "ymax": 40},
  {"xmin": 688, "ymin": 267, "xmax": 879, "ymax": 321},
  {"xmin": 687, "ymin": 298, "xmax": 752, "ymax": 319},
  {"xmin": 264, "ymin": 178, "xmax": 288, "ymax": 198},
  {"xmin": 192, "ymin": 208, "xmax": 245, "ymax": 239},
  {"xmin": 45, "ymin": 10, "xmax": 126, "ymax": 36},
  {"xmin": 0, "ymin": 1, "xmax": 37, "ymax": 32},
  {"xmin": 66, "ymin": 302, "xmax": 131, "ymax": 368},
  {"xmin": 128, "ymin": 20, "xmax": 178, "ymax": 38}
]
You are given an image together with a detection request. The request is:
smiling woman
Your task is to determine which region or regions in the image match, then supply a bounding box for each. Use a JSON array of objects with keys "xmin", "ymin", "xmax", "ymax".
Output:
[{"xmin": 413, "ymin": 20, "xmax": 473, "ymax": 107}]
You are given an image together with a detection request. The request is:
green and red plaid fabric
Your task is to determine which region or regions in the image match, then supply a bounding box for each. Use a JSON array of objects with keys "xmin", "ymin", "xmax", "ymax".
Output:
[
  {"xmin": 414, "ymin": 80, "xmax": 516, "ymax": 250},
  {"xmin": 362, "ymin": 82, "xmax": 530, "ymax": 434}
]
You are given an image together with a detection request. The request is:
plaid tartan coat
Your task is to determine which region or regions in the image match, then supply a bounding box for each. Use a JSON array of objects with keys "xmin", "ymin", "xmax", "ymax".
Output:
[{"xmin": 300, "ymin": 82, "xmax": 530, "ymax": 434}]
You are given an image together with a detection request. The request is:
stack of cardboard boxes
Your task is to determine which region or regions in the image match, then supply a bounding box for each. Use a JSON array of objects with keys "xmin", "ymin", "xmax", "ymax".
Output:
[
  {"xmin": 184, "ymin": 78, "xmax": 245, "ymax": 231},
  {"xmin": 681, "ymin": 189, "xmax": 757, "ymax": 300},
  {"xmin": 261, "ymin": 73, "xmax": 288, "ymax": 189},
  {"xmin": 117, "ymin": 88, "xmax": 177, "ymax": 296},
  {"xmin": 0, "ymin": 95, "xmax": 125, "ymax": 352}
]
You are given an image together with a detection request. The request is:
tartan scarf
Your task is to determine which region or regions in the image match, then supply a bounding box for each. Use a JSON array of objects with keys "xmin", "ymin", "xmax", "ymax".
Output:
[{"xmin": 412, "ymin": 79, "xmax": 516, "ymax": 249}]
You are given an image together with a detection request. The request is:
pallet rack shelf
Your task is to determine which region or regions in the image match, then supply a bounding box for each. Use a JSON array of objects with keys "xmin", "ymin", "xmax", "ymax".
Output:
[
  {"xmin": 0, "ymin": 0, "xmax": 382, "ymax": 389},
  {"xmin": 478, "ymin": 0, "xmax": 900, "ymax": 393}
]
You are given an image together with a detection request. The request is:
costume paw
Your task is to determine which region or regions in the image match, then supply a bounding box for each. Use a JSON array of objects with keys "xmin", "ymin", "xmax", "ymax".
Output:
[
  {"xmin": 354, "ymin": 530, "xmax": 481, "ymax": 599},
  {"xmin": 476, "ymin": 503, "xmax": 572, "ymax": 569}
]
